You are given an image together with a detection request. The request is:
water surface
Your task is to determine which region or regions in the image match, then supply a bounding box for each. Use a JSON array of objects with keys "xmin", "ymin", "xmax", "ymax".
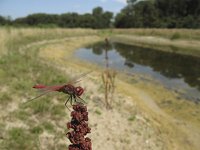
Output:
[{"xmin": 75, "ymin": 42, "xmax": 200, "ymax": 102}]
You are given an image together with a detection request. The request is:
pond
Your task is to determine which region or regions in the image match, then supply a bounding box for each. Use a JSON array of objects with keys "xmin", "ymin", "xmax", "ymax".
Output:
[{"xmin": 75, "ymin": 42, "xmax": 200, "ymax": 102}]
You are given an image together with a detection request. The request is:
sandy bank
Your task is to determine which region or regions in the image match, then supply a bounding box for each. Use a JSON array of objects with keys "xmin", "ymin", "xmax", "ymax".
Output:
[{"xmin": 38, "ymin": 35, "xmax": 200, "ymax": 150}]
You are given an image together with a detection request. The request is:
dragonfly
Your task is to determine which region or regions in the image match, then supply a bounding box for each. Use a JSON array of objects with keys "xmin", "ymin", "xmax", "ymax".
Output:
[{"xmin": 24, "ymin": 71, "xmax": 92, "ymax": 109}]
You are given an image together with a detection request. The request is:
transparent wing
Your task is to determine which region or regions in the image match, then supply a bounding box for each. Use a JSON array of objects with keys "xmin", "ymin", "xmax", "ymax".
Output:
[
  {"xmin": 24, "ymin": 90, "xmax": 55, "ymax": 104},
  {"xmin": 67, "ymin": 71, "xmax": 92, "ymax": 85},
  {"xmin": 35, "ymin": 71, "xmax": 92, "ymax": 93}
]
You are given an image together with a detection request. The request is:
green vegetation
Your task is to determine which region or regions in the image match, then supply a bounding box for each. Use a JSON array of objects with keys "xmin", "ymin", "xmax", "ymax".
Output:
[
  {"xmin": 1, "ymin": 0, "xmax": 199, "ymax": 28},
  {"xmin": 3, "ymin": 128, "xmax": 37, "ymax": 149},
  {"xmin": 170, "ymin": 32, "xmax": 181, "ymax": 40},
  {"xmin": 0, "ymin": 92, "xmax": 12, "ymax": 105},
  {"xmin": 116, "ymin": 0, "xmax": 200, "ymax": 28},
  {"xmin": 31, "ymin": 125, "xmax": 43, "ymax": 134},
  {"xmin": 0, "ymin": 7, "xmax": 113, "ymax": 29},
  {"xmin": 94, "ymin": 109, "xmax": 102, "ymax": 115},
  {"xmin": 0, "ymin": 28, "xmax": 98, "ymax": 149},
  {"xmin": 128, "ymin": 115, "xmax": 136, "ymax": 122},
  {"xmin": 51, "ymin": 104, "xmax": 66, "ymax": 116},
  {"xmin": 42, "ymin": 122, "xmax": 54, "ymax": 133},
  {"xmin": 14, "ymin": 110, "xmax": 29, "ymax": 121}
]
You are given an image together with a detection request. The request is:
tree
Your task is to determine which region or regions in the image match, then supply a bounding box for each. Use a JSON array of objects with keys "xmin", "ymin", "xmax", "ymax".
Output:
[
  {"xmin": 127, "ymin": 0, "xmax": 137, "ymax": 5},
  {"xmin": 102, "ymin": 11, "xmax": 113, "ymax": 28},
  {"xmin": 78, "ymin": 14, "xmax": 95, "ymax": 28},
  {"xmin": 115, "ymin": 0, "xmax": 200, "ymax": 28},
  {"xmin": 92, "ymin": 7, "xmax": 113, "ymax": 28},
  {"xmin": 59, "ymin": 13, "xmax": 79, "ymax": 28},
  {"xmin": 0, "ymin": 16, "xmax": 7, "ymax": 25},
  {"xmin": 155, "ymin": 0, "xmax": 200, "ymax": 28},
  {"xmin": 92, "ymin": 7, "xmax": 103, "ymax": 16},
  {"xmin": 115, "ymin": 1, "xmax": 158, "ymax": 28},
  {"xmin": 0, "ymin": 16, "xmax": 12, "ymax": 25}
]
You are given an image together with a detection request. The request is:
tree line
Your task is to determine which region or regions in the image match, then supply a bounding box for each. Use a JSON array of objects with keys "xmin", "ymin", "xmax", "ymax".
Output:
[
  {"xmin": 0, "ymin": 0, "xmax": 200, "ymax": 29},
  {"xmin": 115, "ymin": 0, "xmax": 200, "ymax": 28},
  {"xmin": 0, "ymin": 7, "xmax": 113, "ymax": 28}
]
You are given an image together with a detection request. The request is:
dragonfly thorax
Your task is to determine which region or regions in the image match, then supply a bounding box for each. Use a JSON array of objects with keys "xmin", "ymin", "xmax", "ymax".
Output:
[
  {"xmin": 63, "ymin": 84, "xmax": 75, "ymax": 95},
  {"xmin": 62, "ymin": 84, "xmax": 84, "ymax": 97}
]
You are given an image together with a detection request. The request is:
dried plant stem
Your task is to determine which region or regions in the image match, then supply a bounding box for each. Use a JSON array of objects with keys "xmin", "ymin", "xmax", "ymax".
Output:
[{"xmin": 102, "ymin": 38, "xmax": 117, "ymax": 109}]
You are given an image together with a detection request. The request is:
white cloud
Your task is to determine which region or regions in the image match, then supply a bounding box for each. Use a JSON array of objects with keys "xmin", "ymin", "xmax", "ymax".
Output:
[
  {"xmin": 100, "ymin": 0, "xmax": 127, "ymax": 4},
  {"xmin": 115, "ymin": 0, "xmax": 127, "ymax": 4}
]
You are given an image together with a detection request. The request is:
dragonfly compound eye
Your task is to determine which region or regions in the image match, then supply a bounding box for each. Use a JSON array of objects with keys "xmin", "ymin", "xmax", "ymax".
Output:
[{"xmin": 75, "ymin": 86, "xmax": 84, "ymax": 96}]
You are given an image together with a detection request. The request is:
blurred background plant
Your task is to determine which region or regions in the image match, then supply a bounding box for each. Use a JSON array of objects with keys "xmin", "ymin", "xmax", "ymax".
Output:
[{"xmin": 101, "ymin": 38, "xmax": 117, "ymax": 109}]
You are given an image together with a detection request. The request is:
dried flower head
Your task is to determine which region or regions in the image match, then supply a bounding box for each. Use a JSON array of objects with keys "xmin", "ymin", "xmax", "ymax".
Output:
[{"xmin": 67, "ymin": 104, "xmax": 92, "ymax": 150}]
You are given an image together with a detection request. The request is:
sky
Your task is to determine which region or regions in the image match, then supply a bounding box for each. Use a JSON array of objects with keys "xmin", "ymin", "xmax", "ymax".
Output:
[{"xmin": 0, "ymin": 0, "xmax": 127, "ymax": 19}]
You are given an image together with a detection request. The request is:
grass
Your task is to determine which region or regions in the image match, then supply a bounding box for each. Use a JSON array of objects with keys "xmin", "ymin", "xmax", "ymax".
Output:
[
  {"xmin": 42, "ymin": 122, "xmax": 55, "ymax": 133},
  {"xmin": 2, "ymin": 128, "xmax": 37, "ymax": 150},
  {"xmin": 170, "ymin": 32, "xmax": 181, "ymax": 40},
  {"xmin": 128, "ymin": 115, "xmax": 136, "ymax": 122},
  {"xmin": 0, "ymin": 47, "xmax": 68, "ymax": 99},
  {"xmin": 28, "ymin": 98, "xmax": 52, "ymax": 114},
  {"xmin": 51, "ymin": 104, "xmax": 66, "ymax": 116},
  {"xmin": 0, "ymin": 92, "xmax": 12, "ymax": 105},
  {"xmin": 0, "ymin": 28, "xmax": 98, "ymax": 57},
  {"xmin": 94, "ymin": 109, "xmax": 102, "ymax": 115},
  {"xmin": 15, "ymin": 110, "xmax": 30, "ymax": 121},
  {"xmin": 0, "ymin": 27, "xmax": 99, "ymax": 150},
  {"xmin": 1, "ymin": 27, "xmax": 199, "ymax": 150},
  {"xmin": 31, "ymin": 125, "xmax": 44, "ymax": 134},
  {"xmin": 112, "ymin": 28, "xmax": 200, "ymax": 40},
  {"xmin": 110, "ymin": 28, "xmax": 200, "ymax": 57}
]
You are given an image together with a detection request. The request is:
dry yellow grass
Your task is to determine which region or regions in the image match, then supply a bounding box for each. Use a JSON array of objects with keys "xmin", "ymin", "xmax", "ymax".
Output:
[
  {"xmin": 112, "ymin": 28, "xmax": 200, "ymax": 40},
  {"xmin": 0, "ymin": 27, "xmax": 97, "ymax": 56},
  {"xmin": 110, "ymin": 28, "xmax": 200, "ymax": 57},
  {"xmin": 0, "ymin": 29, "xmax": 8, "ymax": 56},
  {"xmin": 111, "ymin": 34, "xmax": 200, "ymax": 57}
]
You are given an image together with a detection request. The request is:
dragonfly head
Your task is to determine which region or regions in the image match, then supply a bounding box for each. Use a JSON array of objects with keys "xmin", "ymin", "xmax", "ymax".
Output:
[{"xmin": 75, "ymin": 86, "xmax": 84, "ymax": 96}]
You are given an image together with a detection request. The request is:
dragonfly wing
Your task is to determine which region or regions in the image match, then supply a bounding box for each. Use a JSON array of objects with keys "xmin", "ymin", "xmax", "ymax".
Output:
[
  {"xmin": 24, "ymin": 90, "xmax": 54, "ymax": 104},
  {"xmin": 67, "ymin": 71, "xmax": 92, "ymax": 85}
]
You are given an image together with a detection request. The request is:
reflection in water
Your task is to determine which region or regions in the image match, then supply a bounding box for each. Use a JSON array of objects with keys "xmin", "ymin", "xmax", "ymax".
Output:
[
  {"xmin": 85, "ymin": 41, "xmax": 113, "ymax": 56},
  {"xmin": 75, "ymin": 42, "xmax": 200, "ymax": 101},
  {"xmin": 114, "ymin": 43, "xmax": 200, "ymax": 91}
]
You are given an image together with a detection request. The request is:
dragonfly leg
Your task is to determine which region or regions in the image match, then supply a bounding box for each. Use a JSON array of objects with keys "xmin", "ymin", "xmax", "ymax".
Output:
[
  {"xmin": 75, "ymin": 95, "xmax": 85, "ymax": 105},
  {"xmin": 70, "ymin": 94, "xmax": 73, "ymax": 106},
  {"xmin": 78, "ymin": 96, "xmax": 86, "ymax": 104},
  {"xmin": 65, "ymin": 96, "xmax": 71, "ymax": 111},
  {"xmin": 73, "ymin": 94, "xmax": 77, "ymax": 103},
  {"xmin": 65, "ymin": 96, "xmax": 70, "ymax": 107}
]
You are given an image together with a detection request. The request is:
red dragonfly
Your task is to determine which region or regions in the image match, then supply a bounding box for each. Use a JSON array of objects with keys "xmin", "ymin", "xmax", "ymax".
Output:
[{"xmin": 25, "ymin": 71, "xmax": 91, "ymax": 108}]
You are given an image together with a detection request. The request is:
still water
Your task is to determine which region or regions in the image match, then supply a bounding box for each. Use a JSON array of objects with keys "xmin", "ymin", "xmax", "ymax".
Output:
[{"xmin": 75, "ymin": 42, "xmax": 200, "ymax": 102}]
